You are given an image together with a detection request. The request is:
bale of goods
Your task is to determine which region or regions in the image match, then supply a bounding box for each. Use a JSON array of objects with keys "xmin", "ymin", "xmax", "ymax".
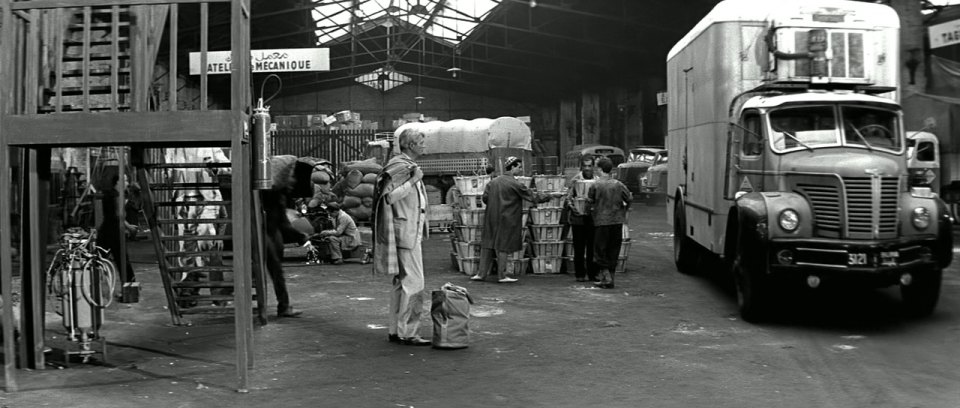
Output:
[
  {"xmin": 394, "ymin": 117, "xmax": 532, "ymax": 155},
  {"xmin": 333, "ymin": 158, "xmax": 383, "ymax": 223},
  {"xmin": 341, "ymin": 157, "xmax": 382, "ymax": 175}
]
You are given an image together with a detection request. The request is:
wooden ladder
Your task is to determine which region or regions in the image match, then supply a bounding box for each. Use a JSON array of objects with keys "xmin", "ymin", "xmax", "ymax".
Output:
[
  {"xmin": 136, "ymin": 159, "xmax": 267, "ymax": 326},
  {"xmin": 43, "ymin": 5, "xmax": 132, "ymax": 113}
]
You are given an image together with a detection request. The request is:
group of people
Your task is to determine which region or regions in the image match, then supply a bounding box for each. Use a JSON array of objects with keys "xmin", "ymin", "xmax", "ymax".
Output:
[
  {"xmin": 563, "ymin": 156, "xmax": 632, "ymax": 289},
  {"xmin": 370, "ymin": 127, "xmax": 632, "ymax": 346}
]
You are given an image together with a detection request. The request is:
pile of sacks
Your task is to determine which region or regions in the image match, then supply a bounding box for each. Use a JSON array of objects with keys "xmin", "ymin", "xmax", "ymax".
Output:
[{"xmin": 332, "ymin": 157, "xmax": 382, "ymax": 222}]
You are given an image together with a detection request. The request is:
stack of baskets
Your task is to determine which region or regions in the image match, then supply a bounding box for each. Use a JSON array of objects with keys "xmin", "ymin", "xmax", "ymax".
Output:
[
  {"xmin": 450, "ymin": 175, "xmax": 489, "ymax": 275},
  {"xmin": 529, "ymin": 175, "xmax": 567, "ymax": 274}
]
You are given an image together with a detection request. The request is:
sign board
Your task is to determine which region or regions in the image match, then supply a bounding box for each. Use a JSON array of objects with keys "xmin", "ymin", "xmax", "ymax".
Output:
[
  {"xmin": 929, "ymin": 19, "xmax": 960, "ymax": 49},
  {"xmin": 189, "ymin": 48, "xmax": 329, "ymax": 75},
  {"xmin": 656, "ymin": 91, "xmax": 668, "ymax": 106}
]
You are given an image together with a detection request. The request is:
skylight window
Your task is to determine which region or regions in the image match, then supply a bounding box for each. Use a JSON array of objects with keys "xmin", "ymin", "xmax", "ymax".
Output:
[
  {"xmin": 311, "ymin": 0, "xmax": 499, "ymax": 46},
  {"xmin": 356, "ymin": 67, "xmax": 411, "ymax": 91}
]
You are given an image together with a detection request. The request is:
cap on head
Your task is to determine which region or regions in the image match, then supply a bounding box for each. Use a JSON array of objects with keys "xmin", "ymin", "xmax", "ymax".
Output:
[
  {"xmin": 504, "ymin": 156, "xmax": 522, "ymax": 171},
  {"xmin": 326, "ymin": 201, "xmax": 341, "ymax": 211}
]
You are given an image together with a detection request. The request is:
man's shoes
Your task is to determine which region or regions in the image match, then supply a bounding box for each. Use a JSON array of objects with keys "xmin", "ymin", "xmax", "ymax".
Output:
[
  {"xmin": 470, "ymin": 275, "xmax": 484, "ymax": 281},
  {"xmin": 576, "ymin": 278, "xmax": 586, "ymax": 282},
  {"xmin": 277, "ymin": 308, "xmax": 303, "ymax": 318},
  {"xmin": 388, "ymin": 334, "xmax": 401, "ymax": 343},
  {"xmin": 498, "ymin": 277, "xmax": 518, "ymax": 283},
  {"xmin": 399, "ymin": 336, "xmax": 431, "ymax": 346},
  {"xmin": 331, "ymin": 259, "xmax": 344, "ymax": 265},
  {"xmin": 595, "ymin": 282, "xmax": 615, "ymax": 289}
]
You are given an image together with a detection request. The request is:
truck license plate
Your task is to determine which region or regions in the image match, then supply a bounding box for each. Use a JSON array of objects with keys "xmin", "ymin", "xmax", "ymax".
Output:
[
  {"xmin": 880, "ymin": 251, "xmax": 899, "ymax": 267},
  {"xmin": 848, "ymin": 253, "xmax": 868, "ymax": 266}
]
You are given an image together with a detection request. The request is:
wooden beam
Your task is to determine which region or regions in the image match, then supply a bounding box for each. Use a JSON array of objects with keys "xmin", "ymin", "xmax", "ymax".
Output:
[
  {"xmin": 1, "ymin": 0, "xmax": 21, "ymax": 392},
  {"xmin": 2, "ymin": 111, "xmax": 245, "ymax": 146},
  {"xmin": 12, "ymin": 0, "xmax": 230, "ymax": 10}
]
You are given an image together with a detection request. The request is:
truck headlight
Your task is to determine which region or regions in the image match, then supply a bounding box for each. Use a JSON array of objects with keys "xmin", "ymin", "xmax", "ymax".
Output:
[
  {"xmin": 911, "ymin": 207, "xmax": 931, "ymax": 230},
  {"xmin": 778, "ymin": 209, "xmax": 799, "ymax": 232}
]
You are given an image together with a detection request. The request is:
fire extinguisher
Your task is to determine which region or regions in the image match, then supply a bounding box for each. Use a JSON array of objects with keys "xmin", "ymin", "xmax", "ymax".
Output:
[{"xmin": 253, "ymin": 74, "xmax": 283, "ymax": 190}]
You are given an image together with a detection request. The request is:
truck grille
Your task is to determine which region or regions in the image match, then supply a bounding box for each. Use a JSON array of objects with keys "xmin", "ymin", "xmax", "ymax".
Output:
[
  {"xmin": 844, "ymin": 177, "xmax": 899, "ymax": 239},
  {"xmin": 795, "ymin": 177, "xmax": 899, "ymax": 239},
  {"xmin": 796, "ymin": 183, "xmax": 841, "ymax": 236}
]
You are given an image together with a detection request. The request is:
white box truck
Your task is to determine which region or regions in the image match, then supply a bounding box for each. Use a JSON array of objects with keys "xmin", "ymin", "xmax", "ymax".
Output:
[{"xmin": 666, "ymin": 0, "xmax": 953, "ymax": 321}]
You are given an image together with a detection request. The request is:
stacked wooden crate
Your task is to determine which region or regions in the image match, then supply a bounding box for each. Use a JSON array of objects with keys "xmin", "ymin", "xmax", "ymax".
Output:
[
  {"xmin": 529, "ymin": 175, "xmax": 566, "ymax": 274},
  {"xmin": 450, "ymin": 175, "xmax": 489, "ymax": 275}
]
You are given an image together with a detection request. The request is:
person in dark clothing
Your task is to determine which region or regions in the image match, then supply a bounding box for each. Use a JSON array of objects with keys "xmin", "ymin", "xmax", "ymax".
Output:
[
  {"xmin": 472, "ymin": 157, "xmax": 561, "ymax": 283},
  {"xmin": 565, "ymin": 162, "xmax": 596, "ymax": 282},
  {"xmin": 587, "ymin": 157, "xmax": 632, "ymax": 289},
  {"xmin": 262, "ymin": 158, "xmax": 315, "ymax": 318},
  {"xmin": 98, "ymin": 175, "xmax": 136, "ymax": 283}
]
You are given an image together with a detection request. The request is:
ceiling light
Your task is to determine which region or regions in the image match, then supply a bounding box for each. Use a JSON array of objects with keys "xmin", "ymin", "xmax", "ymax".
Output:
[{"xmin": 447, "ymin": 67, "xmax": 461, "ymax": 78}]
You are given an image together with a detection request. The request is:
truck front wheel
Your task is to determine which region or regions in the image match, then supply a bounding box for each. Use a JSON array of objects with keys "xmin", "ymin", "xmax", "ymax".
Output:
[
  {"xmin": 733, "ymin": 250, "xmax": 770, "ymax": 323},
  {"xmin": 901, "ymin": 269, "xmax": 942, "ymax": 317},
  {"xmin": 673, "ymin": 197, "xmax": 697, "ymax": 274}
]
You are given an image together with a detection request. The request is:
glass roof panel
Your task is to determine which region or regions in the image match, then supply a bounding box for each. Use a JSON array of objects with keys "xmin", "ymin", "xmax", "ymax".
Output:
[
  {"xmin": 311, "ymin": 0, "xmax": 499, "ymax": 46},
  {"xmin": 356, "ymin": 67, "xmax": 411, "ymax": 92}
]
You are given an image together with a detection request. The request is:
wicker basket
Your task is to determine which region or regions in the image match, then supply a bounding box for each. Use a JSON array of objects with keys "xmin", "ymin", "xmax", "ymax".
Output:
[
  {"xmin": 460, "ymin": 257, "xmax": 481, "ymax": 275},
  {"xmin": 619, "ymin": 239, "xmax": 631, "ymax": 258},
  {"xmin": 522, "ymin": 210, "xmax": 529, "ymax": 226},
  {"xmin": 570, "ymin": 197, "xmax": 589, "ymax": 214},
  {"xmin": 563, "ymin": 240, "xmax": 574, "ymax": 257},
  {"xmin": 529, "ymin": 207, "xmax": 563, "ymax": 225},
  {"xmin": 534, "ymin": 175, "xmax": 566, "ymax": 192},
  {"xmin": 537, "ymin": 196, "xmax": 564, "ymax": 208},
  {"xmin": 507, "ymin": 243, "xmax": 528, "ymax": 261},
  {"xmin": 456, "ymin": 194, "xmax": 485, "ymax": 210},
  {"xmin": 516, "ymin": 176, "xmax": 532, "ymax": 188},
  {"xmin": 458, "ymin": 209, "xmax": 486, "ymax": 226},
  {"xmin": 615, "ymin": 256, "xmax": 627, "ymax": 274},
  {"xmin": 454, "ymin": 175, "xmax": 490, "ymax": 195},
  {"xmin": 457, "ymin": 241, "xmax": 482, "ymax": 258},
  {"xmin": 531, "ymin": 257, "xmax": 563, "ymax": 274},
  {"xmin": 529, "ymin": 224, "xmax": 564, "ymax": 241},
  {"xmin": 504, "ymin": 258, "xmax": 530, "ymax": 275},
  {"xmin": 451, "ymin": 252, "xmax": 460, "ymax": 271},
  {"xmin": 532, "ymin": 241, "xmax": 564, "ymax": 258},
  {"xmin": 456, "ymin": 225, "xmax": 483, "ymax": 242},
  {"xmin": 572, "ymin": 179, "xmax": 595, "ymax": 197}
]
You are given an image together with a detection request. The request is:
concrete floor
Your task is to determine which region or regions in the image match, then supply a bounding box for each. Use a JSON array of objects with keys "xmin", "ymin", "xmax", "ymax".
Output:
[{"xmin": 2, "ymin": 204, "xmax": 959, "ymax": 407}]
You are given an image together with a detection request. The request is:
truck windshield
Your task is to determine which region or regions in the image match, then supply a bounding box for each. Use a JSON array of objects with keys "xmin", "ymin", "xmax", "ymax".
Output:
[
  {"xmin": 767, "ymin": 105, "xmax": 901, "ymax": 153},
  {"xmin": 841, "ymin": 106, "xmax": 902, "ymax": 151}
]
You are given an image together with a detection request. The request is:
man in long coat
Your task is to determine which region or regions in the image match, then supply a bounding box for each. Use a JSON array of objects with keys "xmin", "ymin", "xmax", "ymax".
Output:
[
  {"xmin": 472, "ymin": 156, "xmax": 558, "ymax": 283},
  {"xmin": 372, "ymin": 128, "xmax": 431, "ymax": 346}
]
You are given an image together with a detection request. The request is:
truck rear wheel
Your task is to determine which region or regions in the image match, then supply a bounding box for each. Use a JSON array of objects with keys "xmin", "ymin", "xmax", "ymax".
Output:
[
  {"xmin": 733, "ymin": 250, "xmax": 770, "ymax": 323},
  {"xmin": 901, "ymin": 269, "xmax": 942, "ymax": 317},
  {"xmin": 673, "ymin": 197, "xmax": 697, "ymax": 274}
]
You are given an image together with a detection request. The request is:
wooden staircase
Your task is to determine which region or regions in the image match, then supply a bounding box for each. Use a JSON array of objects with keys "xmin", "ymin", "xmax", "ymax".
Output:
[
  {"xmin": 136, "ymin": 158, "xmax": 267, "ymax": 326},
  {"xmin": 42, "ymin": 6, "xmax": 133, "ymax": 113}
]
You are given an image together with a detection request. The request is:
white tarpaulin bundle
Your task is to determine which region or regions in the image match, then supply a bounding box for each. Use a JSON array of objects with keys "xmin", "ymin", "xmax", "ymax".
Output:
[{"xmin": 394, "ymin": 116, "xmax": 531, "ymax": 154}]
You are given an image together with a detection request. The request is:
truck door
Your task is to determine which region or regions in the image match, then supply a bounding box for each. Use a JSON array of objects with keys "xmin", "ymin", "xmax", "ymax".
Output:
[{"xmin": 728, "ymin": 109, "xmax": 764, "ymax": 197}]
